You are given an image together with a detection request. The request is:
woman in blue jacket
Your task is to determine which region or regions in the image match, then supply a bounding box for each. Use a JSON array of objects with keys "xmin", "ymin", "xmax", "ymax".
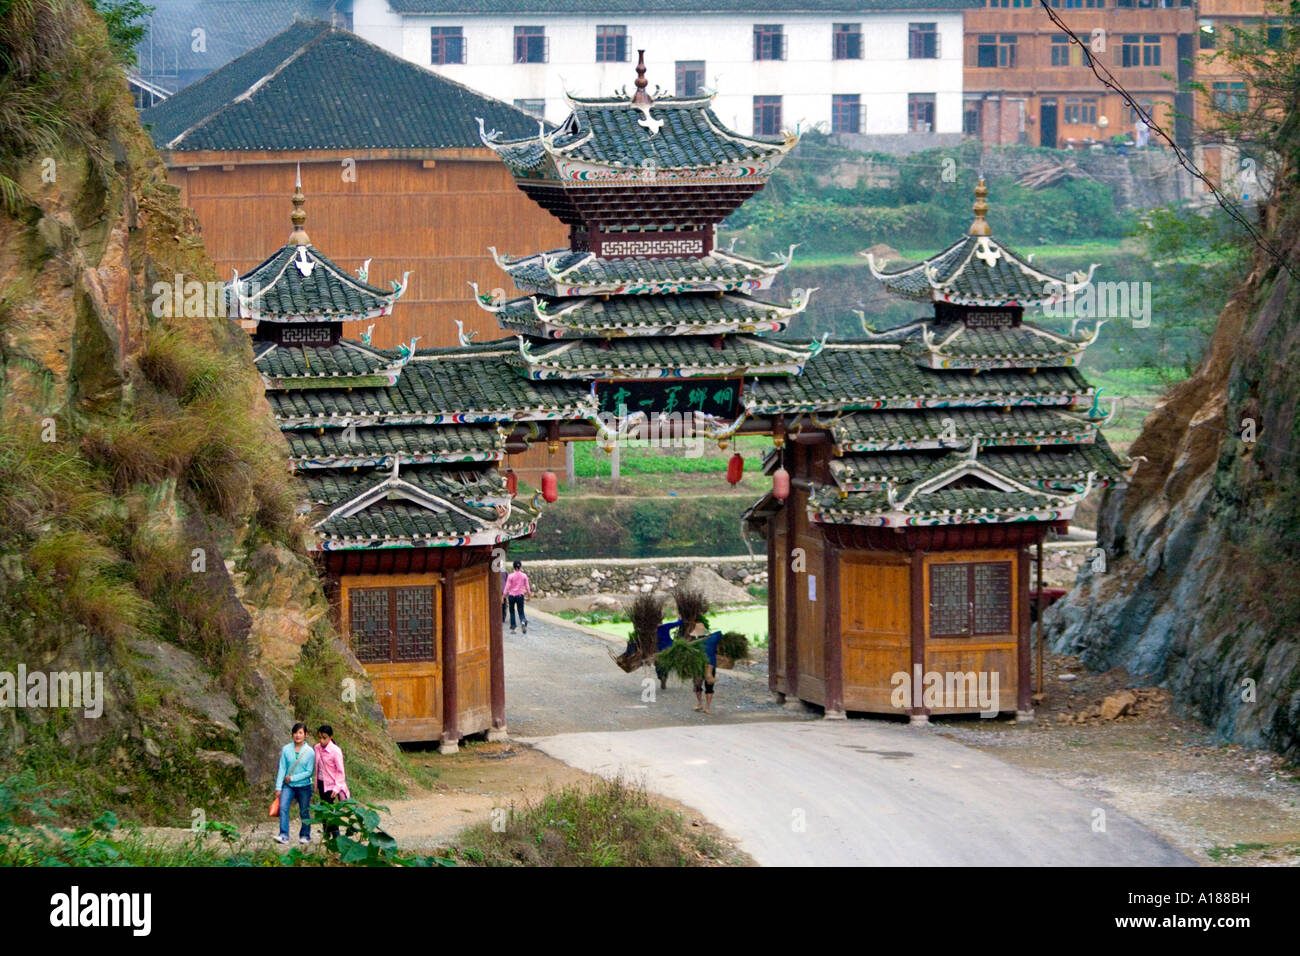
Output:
[{"xmin": 275, "ymin": 722, "xmax": 317, "ymax": 844}]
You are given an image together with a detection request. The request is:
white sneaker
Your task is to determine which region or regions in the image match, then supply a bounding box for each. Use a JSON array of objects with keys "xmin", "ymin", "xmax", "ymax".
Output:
[
  {"xmin": 299, "ymin": 835, "xmax": 310, "ymax": 844},
  {"xmin": 274, "ymin": 835, "xmax": 289, "ymax": 844}
]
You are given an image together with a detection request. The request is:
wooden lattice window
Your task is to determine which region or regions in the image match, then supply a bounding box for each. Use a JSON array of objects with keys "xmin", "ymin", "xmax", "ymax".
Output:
[
  {"xmin": 929, "ymin": 561, "xmax": 1013, "ymax": 638},
  {"xmin": 395, "ymin": 587, "xmax": 435, "ymax": 661},
  {"xmin": 349, "ymin": 586, "xmax": 437, "ymax": 663},
  {"xmin": 350, "ymin": 588, "xmax": 392, "ymax": 662}
]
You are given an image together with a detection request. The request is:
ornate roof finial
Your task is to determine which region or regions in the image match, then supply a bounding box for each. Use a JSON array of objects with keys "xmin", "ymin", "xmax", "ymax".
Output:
[
  {"xmin": 968, "ymin": 177, "xmax": 991, "ymax": 237},
  {"xmin": 289, "ymin": 162, "xmax": 311, "ymax": 246},
  {"xmin": 631, "ymin": 49, "xmax": 652, "ymax": 106}
]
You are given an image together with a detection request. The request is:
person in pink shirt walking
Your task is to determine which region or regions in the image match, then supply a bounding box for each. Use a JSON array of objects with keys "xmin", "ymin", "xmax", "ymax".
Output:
[
  {"xmin": 505, "ymin": 559, "xmax": 532, "ymax": 634},
  {"xmin": 314, "ymin": 724, "xmax": 350, "ymax": 840}
]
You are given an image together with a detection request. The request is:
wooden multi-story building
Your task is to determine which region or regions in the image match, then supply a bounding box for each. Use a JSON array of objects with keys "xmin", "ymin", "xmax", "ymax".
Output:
[
  {"xmin": 143, "ymin": 20, "xmax": 568, "ymax": 353},
  {"xmin": 964, "ymin": 1, "xmax": 1197, "ymax": 148}
]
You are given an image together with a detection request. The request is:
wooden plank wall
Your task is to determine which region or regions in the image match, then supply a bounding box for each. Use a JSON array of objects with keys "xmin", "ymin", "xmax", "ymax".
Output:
[{"xmin": 169, "ymin": 154, "xmax": 568, "ymax": 350}]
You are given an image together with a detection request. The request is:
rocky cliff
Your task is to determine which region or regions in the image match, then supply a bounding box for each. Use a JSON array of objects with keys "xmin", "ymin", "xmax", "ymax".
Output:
[
  {"xmin": 0, "ymin": 0, "xmax": 399, "ymax": 822},
  {"xmin": 1046, "ymin": 145, "xmax": 1300, "ymax": 760}
]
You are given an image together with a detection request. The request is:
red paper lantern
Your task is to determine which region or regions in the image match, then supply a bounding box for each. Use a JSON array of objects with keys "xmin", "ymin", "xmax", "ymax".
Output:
[
  {"xmin": 726, "ymin": 452, "xmax": 744, "ymax": 486},
  {"xmin": 541, "ymin": 470, "xmax": 559, "ymax": 503},
  {"xmin": 772, "ymin": 467, "xmax": 791, "ymax": 501},
  {"xmin": 505, "ymin": 468, "xmax": 518, "ymax": 497}
]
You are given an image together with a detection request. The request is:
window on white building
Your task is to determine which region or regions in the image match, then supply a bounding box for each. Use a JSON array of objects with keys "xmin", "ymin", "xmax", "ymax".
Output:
[
  {"xmin": 908, "ymin": 23, "xmax": 939, "ymax": 59},
  {"xmin": 514, "ymin": 26, "xmax": 547, "ymax": 63},
  {"xmin": 514, "ymin": 98, "xmax": 546, "ymax": 118},
  {"xmin": 754, "ymin": 24, "xmax": 785, "ymax": 61},
  {"xmin": 833, "ymin": 23, "xmax": 862, "ymax": 60},
  {"xmin": 754, "ymin": 95, "xmax": 782, "ymax": 135},
  {"xmin": 676, "ymin": 61, "xmax": 705, "ymax": 97},
  {"xmin": 831, "ymin": 94, "xmax": 862, "ymax": 133},
  {"xmin": 908, "ymin": 93, "xmax": 936, "ymax": 132},
  {"xmin": 430, "ymin": 26, "xmax": 464, "ymax": 65},
  {"xmin": 595, "ymin": 25, "xmax": 629, "ymax": 62}
]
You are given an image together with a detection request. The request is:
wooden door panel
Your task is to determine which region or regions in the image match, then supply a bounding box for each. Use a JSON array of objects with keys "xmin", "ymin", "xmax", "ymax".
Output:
[
  {"xmin": 455, "ymin": 567, "xmax": 492, "ymax": 734},
  {"xmin": 841, "ymin": 558, "xmax": 911, "ymax": 713}
]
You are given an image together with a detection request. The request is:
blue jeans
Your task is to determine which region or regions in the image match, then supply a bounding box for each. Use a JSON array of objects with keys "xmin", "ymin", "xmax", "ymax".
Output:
[
  {"xmin": 508, "ymin": 595, "xmax": 527, "ymax": 629},
  {"xmin": 279, "ymin": 784, "xmax": 312, "ymax": 840}
]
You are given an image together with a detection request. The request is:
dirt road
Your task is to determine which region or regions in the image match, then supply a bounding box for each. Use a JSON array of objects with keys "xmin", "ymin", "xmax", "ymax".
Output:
[
  {"xmin": 502, "ymin": 611, "xmax": 805, "ymax": 736},
  {"xmin": 533, "ymin": 720, "xmax": 1193, "ymax": 866}
]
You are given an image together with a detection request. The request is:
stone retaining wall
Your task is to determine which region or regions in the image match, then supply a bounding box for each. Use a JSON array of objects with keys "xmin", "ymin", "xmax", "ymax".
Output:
[{"xmin": 518, "ymin": 555, "xmax": 768, "ymax": 600}]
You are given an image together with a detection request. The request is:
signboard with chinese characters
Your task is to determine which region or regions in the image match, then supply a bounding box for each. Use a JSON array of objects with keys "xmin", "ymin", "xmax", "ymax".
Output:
[{"xmin": 595, "ymin": 377, "xmax": 742, "ymax": 419}]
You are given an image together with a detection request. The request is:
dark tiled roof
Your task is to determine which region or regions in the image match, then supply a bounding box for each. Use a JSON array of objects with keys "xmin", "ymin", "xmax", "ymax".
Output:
[
  {"xmin": 496, "ymin": 292, "xmax": 796, "ymax": 337},
  {"xmin": 268, "ymin": 346, "xmax": 593, "ymax": 424},
  {"xmin": 831, "ymin": 442, "xmax": 1125, "ymax": 487},
  {"xmin": 301, "ymin": 465, "xmax": 505, "ymax": 505},
  {"xmin": 315, "ymin": 498, "xmax": 539, "ymax": 545},
  {"xmin": 134, "ymin": 2, "xmax": 340, "ymax": 83},
  {"xmin": 513, "ymin": 334, "xmax": 812, "ymax": 377},
  {"xmin": 233, "ymin": 245, "xmax": 397, "ymax": 320},
  {"xmin": 811, "ymin": 487, "xmax": 1058, "ymax": 520},
  {"xmin": 868, "ymin": 235, "xmax": 1089, "ymax": 305},
  {"xmin": 498, "ymin": 249, "xmax": 783, "ymax": 295},
  {"xmin": 829, "ymin": 407, "xmax": 1098, "ymax": 450},
  {"xmin": 750, "ymin": 344, "xmax": 1093, "ymax": 413},
  {"xmin": 915, "ymin": 323, "xmax": 1085, "ymax": 359},
  {"xmin": 142, "ymin": 21, "xmax": 543, "ymax": 151},
  {"xmin": 390, "ymin": 0, "xmax": 979, "ymax": 11},
  {"xmin": 256, "ymin": 340, "xmax": 401, "ymax": 380},
  {"xmin": 560, "ymin": 99, "xmax": 787, "ymax": 168},
  {"xmin": 287, "ymin": 424, "xmax": 504, "ymax": 465}
]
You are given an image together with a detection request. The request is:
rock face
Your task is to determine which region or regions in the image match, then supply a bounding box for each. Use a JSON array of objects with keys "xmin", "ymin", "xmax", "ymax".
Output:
[
  {"xmin": 1045, "ymin": 175, "xmax": 1300, "ymax": 761},
  {"xmin": 0, "ymin": 5, "xmax": 396, "ymax": 820}
]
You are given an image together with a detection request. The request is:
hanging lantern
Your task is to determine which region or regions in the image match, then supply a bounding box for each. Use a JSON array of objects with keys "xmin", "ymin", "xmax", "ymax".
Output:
[
  {"xmin": 772, "ymin": 467, "xmax": 791, "ymax": 501},
  {"xmin": 541, "ymin": 470, "xmax": 559, "ymax": 503},
  {"xmin": 726, "ymin": 453, "xmax": 744, "ymax": 486},
  {"xmin": 505, "ymin": 468, "xmax": 518, "ymax": 497}
]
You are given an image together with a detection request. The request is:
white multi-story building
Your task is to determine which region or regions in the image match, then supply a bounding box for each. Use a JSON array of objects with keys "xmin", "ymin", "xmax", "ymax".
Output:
[{"xmin": 353, "ymin": 0, "xmax": 971, "ymax": 139}]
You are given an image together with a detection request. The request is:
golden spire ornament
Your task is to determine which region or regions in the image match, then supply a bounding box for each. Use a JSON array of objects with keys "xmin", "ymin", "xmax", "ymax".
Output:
[
  {"xmin": 968, "ymin": 177, "xmax": 991, "ymax": 237},
  {"xmin": 289, "ymin": 162, "xmax": 311, "ymax": 246}
]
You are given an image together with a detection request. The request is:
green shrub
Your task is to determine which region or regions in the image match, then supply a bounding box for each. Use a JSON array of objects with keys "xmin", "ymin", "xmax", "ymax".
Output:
[{"xmin": 719, "ymin": 631, "xmax": 749, "ymax": 661}]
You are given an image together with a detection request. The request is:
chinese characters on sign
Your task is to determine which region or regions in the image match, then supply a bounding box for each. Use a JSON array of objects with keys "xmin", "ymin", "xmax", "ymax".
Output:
[{"xmin": 595, "ymin": 378, "xmax": 743, "ymax": 419}]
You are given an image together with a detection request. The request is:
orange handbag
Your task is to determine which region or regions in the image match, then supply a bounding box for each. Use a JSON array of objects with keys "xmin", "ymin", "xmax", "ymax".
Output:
[{"xmin": 269, "ymin": 794, "xmax": 280, "ymax": 817}]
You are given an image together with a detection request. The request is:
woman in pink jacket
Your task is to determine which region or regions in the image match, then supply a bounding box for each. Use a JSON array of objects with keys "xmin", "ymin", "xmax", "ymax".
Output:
[{"xmin": 314, "ymin": 724, "xmax": 350, "ymax": 840}]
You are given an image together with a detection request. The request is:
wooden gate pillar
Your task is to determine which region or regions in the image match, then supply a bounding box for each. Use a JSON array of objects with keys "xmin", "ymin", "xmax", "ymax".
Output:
[
  {"xmin": 823, "ymin": 542, "xmax": 845, "ymax": 719},
  {"xmin": 908, "ymin": 551, "xmax": 928, "ymax": 725},
  {"xmin": 440, "ymin": 567, "xmax": 460, "ymax": 754},
  {"xmin": 488, "ymin": 558, "xmax": 508, "ymax": 740}
]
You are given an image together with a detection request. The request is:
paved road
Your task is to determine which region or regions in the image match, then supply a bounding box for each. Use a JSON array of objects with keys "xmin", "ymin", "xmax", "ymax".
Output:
[
  {"xmin": 503, "ymin": 611, "xmax": 807, "ymax": 736},
  {"xmin": 505, "ymin": 611, "xmax": 1190, "ymax": 866},
  {"xmin": 533, "ymin": 721, "xmax": 1193, "ymax": 866}
]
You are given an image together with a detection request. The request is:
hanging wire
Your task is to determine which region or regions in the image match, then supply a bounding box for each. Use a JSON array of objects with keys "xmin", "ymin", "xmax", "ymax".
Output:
[{"xmin": 1036, "ymin": 0, "xmax": 1298, "ymax": 281}]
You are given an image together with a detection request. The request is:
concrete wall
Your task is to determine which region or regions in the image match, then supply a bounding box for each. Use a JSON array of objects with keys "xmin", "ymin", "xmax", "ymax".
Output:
[{"xmin": 353, "ymin": 1, "xmax": 966, "ymax": 136}]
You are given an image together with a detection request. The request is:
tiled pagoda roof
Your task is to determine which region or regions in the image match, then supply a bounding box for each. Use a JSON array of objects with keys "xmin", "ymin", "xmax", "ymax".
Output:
[
  {"xmin": 749, "ymin": 344, "xmax": 1094, "ymax": 414},
  {"xmin": 510, "ymin": 334, "xmax": 818, "ymax": 380},
  {"xmin": 829, "ymin": 440, "xmax": 1126, "ymax": 492},
  {"xmin": 254, "ymin": 340, "xmax": 407, "ymax": 387},
  {"xmin": 231, "ymin": 244, "xmax": 405, "ymax": 323},
  {"xmin": 488, "ymin": 290, "xmax": 808, "ymax": 338},
  {"xmin": 484, "ymin": 93, "xmax": 793, "ymax": 180},
  {"xmin": 267, "ymin": 345, "xmax": 595, "ymax": 427},
  {"xmin": 826, "ymin": 407, "xmax": 1101, "ymax": 452},
  {"xmin": 286, "ymin": 424, "xmax": 505, "ymax": 469},
  {"xmin": 864, "ymin": 181, "xmax": 1097, "ymax": 308},
  {"xmin": 492, "ymin": 247, "xmax": 788, "ymax": 296}
]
